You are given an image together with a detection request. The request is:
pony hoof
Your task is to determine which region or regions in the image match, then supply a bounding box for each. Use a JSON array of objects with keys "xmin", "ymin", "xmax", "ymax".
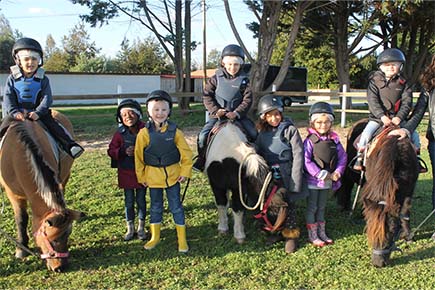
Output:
[
  {"xmin": 236, "ymin": 238, "xmax": 245, "ymax": 244},
  {"xmin": 218, "ymin": 230, "xmax": 229, "ymax": 236},
  {"xmin": 15, "ymin": 249, "xmax": 30, "ymax": 259}
]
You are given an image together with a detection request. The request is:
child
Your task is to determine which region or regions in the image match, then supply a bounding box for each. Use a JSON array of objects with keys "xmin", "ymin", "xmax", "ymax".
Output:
[
  {"xmin": 1, "ymin": 37, "xmax": 84, "ymax": 158},
  {"xmin": 353, "ymin": 48, "xmax": 412, "ymax": 170},
  {"xmin": 255, "ymin": 94, "xmax": 305, "ymax": 253},
  {"xmin": 192, "ymin": 44, "xmax": 257, "ymax": 171},
  {"xmin": 108, "ymin": 99, "xmax": 147, "ymax": 241},
  {"xmin": 134, "ymin": 90, "xmax": 193, "ymax": 253},
  {"xmin": 304, "ymin": 102, "xmax": 347, "ymax": 247}
]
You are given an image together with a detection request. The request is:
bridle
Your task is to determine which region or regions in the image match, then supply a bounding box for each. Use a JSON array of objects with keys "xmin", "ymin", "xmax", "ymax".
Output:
[{"xmin": 34, "ymin": 217, "xmax": 70, "ymax": 260}]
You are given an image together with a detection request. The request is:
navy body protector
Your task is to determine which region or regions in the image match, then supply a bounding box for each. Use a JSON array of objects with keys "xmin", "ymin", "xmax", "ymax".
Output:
[
  {"xmin": 215, "ymin": 68, "xmax": 249, "ymax": 112},
  {"xmin": 143, "ymin": 121, "xmax": 180, "ymax": 167},
  {"xmin": 256, "ymin": 120, "xmax": 293, "ymax": 165},
  {"xmin": 118, "ymin": 126, "xmax": 137, "ymax": 170}
]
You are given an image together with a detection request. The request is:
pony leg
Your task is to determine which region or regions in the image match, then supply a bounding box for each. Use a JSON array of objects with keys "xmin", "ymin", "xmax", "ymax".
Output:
[
  {"xmin": 10, "ymin": 197, "xmax": 30, "ymax": 259},
  {"xmin": 232, "ymin": 210, "xmax": 245, "ymax": 244},
  {"xmin": 399, "ymin": 197, "xmax": 412, "ymax": 241},
  {"xmin": 217, "ymin": 205, "xmax": 229, "ymax": 234}
]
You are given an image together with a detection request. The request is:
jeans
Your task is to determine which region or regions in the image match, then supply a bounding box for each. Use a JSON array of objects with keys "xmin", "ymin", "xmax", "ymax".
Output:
[
  {"xmin": 357, "ymin": 120, "xmax": 380, "ymax": 149},
  {"xmin": 198, "ymin": 117, "xmax": 257, "ymax": 149},
  {"xmin": 428, "ymin": 140, "xmax": 435, "ymax": 211},
  {"xmin": 411, "ymin": 130, "xmax": 421, "ymax": 151},
  {"xmin": 124, "ymin": 188, "xmax": 147, "ymax": 222},
  {"xmin": 149, "ymin": 183, "xmax": 185, "ymax": 225},
  {"xmin": 306, "ymin": 188, "xmax": 329, "ymax": 224}
]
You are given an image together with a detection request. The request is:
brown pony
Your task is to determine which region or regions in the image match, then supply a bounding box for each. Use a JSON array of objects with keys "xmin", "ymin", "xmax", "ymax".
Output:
[
  {"xmin": 359, "ymin": 125, "xmax": 418, "ymax": 267},
  {"xmin": 0, "ymin": 111, "xmax": 84, "ymax": 272}
]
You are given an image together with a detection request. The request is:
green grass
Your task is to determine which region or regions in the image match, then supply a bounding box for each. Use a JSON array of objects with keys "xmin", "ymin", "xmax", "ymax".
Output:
[{"xmin": 1, "ymin": 106, "xmax": 435, "ymax": 289}]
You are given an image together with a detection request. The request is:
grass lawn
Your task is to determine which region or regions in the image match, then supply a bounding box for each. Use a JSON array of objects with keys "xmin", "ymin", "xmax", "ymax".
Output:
[{"xmin": 0, "ymin": 105, "xmax": 434, "ymax": 289}]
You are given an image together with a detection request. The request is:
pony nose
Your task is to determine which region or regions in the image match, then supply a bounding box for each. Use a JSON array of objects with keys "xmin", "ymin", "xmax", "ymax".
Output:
[{"xmin": 47, "ymin": 259, "xmax": 68, "ymax": 272}]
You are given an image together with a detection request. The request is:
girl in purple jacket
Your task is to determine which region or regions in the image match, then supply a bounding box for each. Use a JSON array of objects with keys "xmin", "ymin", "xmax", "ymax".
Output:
[
  {"xmin": 108, "ymin": 99, "xmax": 147, "ymax": 241},
  {"xmin": 303, "ymin": 102, "xmax": 347, "ymax": 247}
]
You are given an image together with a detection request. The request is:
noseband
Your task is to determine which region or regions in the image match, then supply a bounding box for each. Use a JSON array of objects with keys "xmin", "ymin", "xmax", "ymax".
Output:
[{"xmin": 34, "ymin": 222, "xmax": 69, "ymax": 260}]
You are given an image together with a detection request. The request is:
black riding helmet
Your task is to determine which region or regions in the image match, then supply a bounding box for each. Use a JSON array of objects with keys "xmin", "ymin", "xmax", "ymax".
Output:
[
  {"xmin": 309, "ymin": 102, "xmax": 335, "ymax": 118},
  {"xmin": 117, "ymin": 99, "xmax": 143, "ymax": 123},
  {"xmin": 257, "ymin": 94, "xmax": 283, "ymax": 116},
  {"xmin": 12, "ymin": 37, "xmax": 44, "ymax": 66},
  {"xmin": 376, "ymin": 48, "xmax": 406, "ymax": 66},
  {"xmin": 221, "ymin": 44, "xmax": 245, "ymax": 61}
]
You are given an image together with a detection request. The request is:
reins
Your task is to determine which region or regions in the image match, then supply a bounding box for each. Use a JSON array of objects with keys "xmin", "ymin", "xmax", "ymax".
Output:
[{"xmin": 238, "ymin": 152, "xmax": 272, "ymax": 211}]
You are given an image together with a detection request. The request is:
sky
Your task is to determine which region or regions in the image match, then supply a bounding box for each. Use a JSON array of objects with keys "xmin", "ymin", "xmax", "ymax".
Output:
[{"xmin": 1, "ymin": 0, "xmax": 258, "ymax": 65}]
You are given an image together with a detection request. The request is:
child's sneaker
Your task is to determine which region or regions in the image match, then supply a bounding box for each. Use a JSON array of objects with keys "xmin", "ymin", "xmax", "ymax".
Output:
[
  {"xmin": 417, "ymin": 156, "xmax": 428, "ymax": 173},
  {"xmin": 353, "ymin": 154, "xmax": 364, "ymax": 171},
  {"xmin": 70, "ymin": 145, "xmax": 84, "ymax": 159}
]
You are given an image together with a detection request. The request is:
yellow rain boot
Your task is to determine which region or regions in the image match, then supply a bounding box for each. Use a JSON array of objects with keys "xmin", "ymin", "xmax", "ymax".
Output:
[
  {"xmin": 176, "ymin": 224, "xmax": 189, "ymax": 253},
  {"xmin": 144, "ymin": 223, "xmax": 161, "ymax": 250}
]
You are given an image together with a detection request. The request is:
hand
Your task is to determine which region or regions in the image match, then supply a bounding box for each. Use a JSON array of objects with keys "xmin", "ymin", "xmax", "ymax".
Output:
[
  {"xmin": 177, "ymin": 176, "xmax": 186, "ymax": 183},
  {"xmin": 388, "ymin": 128, "xmax": 408, "ymax": 140},
  {"xmin": 381, "ymin": 115, "xmax": 391, "ymax": 126},
  {"xmin": 14, "ymin": 112, "xmax": 25, "ymax": 121},
  {"xmin": 331, "ymin": 172, "xmax": 341, "ymax": 182},
  {"xmin": 216, "ymin": 109, "xmax": 227, "ymax": 118},
  {"xmin": 225, "ymin": 111, "xmax": 238, "ymax": 120},
  {"xmin": 125, "ymin": 146, "xmax": 134, "ymax": 156},
  {"xmin": 28, "ymin": 112, "xmax": 39, "ymax": 121},
  {"xmin": 391, "ymin": 117, "xmax": 401, "ymax": 126}
]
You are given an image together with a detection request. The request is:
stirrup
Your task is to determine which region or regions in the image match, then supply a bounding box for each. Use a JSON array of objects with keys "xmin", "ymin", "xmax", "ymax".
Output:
[
  {"xmin": 70, "ymin": 145, "xmax": 84, "ymax": 159},
  {"xmin": 352, "ymin": 156, "xmax": 364, "ymax": 171},
  {"xmin": 418, "ymin": 156, "xmax": 428, "ymax": 173}
]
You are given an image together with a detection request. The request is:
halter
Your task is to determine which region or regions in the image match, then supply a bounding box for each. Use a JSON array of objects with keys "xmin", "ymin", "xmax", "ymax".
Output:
[
  {"xmin": 34, "ymin": 215, "xmax": 70, "ymax": 260},
  {"xmin": 253, "ymin": 184, "xmax": 287, "ymax": 232}
]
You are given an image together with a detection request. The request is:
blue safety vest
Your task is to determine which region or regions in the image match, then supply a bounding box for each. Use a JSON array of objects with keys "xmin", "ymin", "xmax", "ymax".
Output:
[
  {"xmin": 118, "ymin": 126, "xmax": 138, "ymax": 170},
  {"xmin": 13, "ymin": 76, "xmax": 42, "ymax": 110},
  {"xmin": 143, "ymin": 121, "xmax": 180, "ymax": 167},
  {"xmin": 215, "ymin": 68, "xmax": 249, "ymax": 112}
]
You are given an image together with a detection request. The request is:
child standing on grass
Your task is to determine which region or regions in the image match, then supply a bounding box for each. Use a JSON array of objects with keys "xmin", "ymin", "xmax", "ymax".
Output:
[
  {"xmin": 255, "ymin": 94, "xmax": 305, "ymax": 253},
  {"xmin": 1, "ymin": 37, "xmax": 84, "ymax": 158},
  {"xmin": 135, "ymin": 90, "xmax": 193, "ymax": 253},
  {"xmin": 108, "ymin": 99, "xmax": 148, "ymax": 241},
  {"xmin": 304, "ymin": 102, "xmax": 347, "ymax": 247}
]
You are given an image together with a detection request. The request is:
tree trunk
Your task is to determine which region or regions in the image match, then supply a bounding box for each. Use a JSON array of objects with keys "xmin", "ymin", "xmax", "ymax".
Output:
[{"xmin": 180, "ymin": 0, "xmax": 192, "ymax": 113}]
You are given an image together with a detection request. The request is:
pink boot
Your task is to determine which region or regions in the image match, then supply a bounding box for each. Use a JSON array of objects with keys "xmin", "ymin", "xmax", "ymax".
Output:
[
  {"xmin": 306, "ymin": 224, "xmax": 325, "ymax": 247},
  {"xmin": 317, "ymin": 222, "xmax": 334, "ymax": 245}
]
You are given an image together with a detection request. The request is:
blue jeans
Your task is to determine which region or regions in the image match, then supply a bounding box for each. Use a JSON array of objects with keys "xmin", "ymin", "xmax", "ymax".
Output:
[
  {"xmin": 124, "ymin": 188, "xmax": 147, "ymax": 222},
  {"xmin": 149, "ymin": 183, "xmax": 185, "ymax": 225},
  {"xmin": 197, "ymin": 117, "xmax": 257, "ymax": 149},
  {"xmin": 428, "ymin": 140, "xmax": 435, "ymax": 211},
  {"xmin": 357, "ymin": 120, "xmax": 380, "ymax": 149},
  {"xmin": 411, "ymin": 130, "xmax": 421, "ymax": 151}
]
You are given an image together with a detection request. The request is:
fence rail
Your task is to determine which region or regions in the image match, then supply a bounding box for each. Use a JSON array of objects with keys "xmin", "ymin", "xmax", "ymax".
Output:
[{"xmin": 1, "ymin": 89, "xmax": 423, "ymax": 128}]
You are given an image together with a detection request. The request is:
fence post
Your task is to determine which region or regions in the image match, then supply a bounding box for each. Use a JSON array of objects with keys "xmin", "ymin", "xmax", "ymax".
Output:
[
  {"xmin": 117, "ymin": 85, "xmax": 123, "ymax": 105},
  {"xmin": 341, "ymin": 84, "xmax": 347, "ymax": 128},
  {"xmin": 0, "ymin": 85, "xmax": 3, "ymax": 119}
]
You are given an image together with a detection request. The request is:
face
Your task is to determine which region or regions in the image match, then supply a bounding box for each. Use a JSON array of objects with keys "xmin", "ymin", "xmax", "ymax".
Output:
[
  {"xmin": 17, "ymin": 50, "xmax": 40, "ymax": 77},
  {"xmin": 120, "ymin": 108, "xmax": 139, "ymax": 127},
  {"xmin": 379, "ymin": 62, "xmax": 401, "ymax": 78},
  {"xmin": 264, "ymin": 109, "xmax": 282, "ymax": 128},
  {"xmin": 222, "ymin": 57, "xmax": 242, "ymax": 76},
  {"xmin": 148, "ymin": 100, "xmax": 170, "ymax": 125},
  {"xmin": 312, "ymin": 114, "xmax": 332, "ymax": 135}
]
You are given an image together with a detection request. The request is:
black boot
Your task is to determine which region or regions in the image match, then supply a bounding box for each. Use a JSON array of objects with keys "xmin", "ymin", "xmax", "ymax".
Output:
[
  {"xmin": 192, "ymin": 145, "xmax": 206, "ymax": 172},
  {"xmin": 353, "ymin": 151, "xmax": 364, "ymax": 171},
  {"xmin": 69, "ymin": 143, "xmax": 85, "ymax": 159}
]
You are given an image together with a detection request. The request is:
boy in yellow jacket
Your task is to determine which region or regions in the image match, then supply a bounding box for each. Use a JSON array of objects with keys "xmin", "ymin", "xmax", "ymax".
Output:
[{"xmin": 135, "ymin": 90, "xmax": 193, "ymax": 253}]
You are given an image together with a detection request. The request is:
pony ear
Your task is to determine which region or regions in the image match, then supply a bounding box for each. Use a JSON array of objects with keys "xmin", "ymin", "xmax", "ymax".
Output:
[{"xmin": 66, "ymin": 209, "xmax": 86, "ymax": 222}]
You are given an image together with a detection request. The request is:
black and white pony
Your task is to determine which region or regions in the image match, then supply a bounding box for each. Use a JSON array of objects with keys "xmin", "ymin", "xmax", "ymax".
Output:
[{"xmin": 205, "ymin": 120, "xmax": 269, "ymax": 243}]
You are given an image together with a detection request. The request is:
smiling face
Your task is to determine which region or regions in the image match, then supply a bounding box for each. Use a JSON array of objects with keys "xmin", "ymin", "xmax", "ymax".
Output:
[
  {"xmin": 16, "ymin": 49, "xmax": 40, "ymax": 77},
  {"xmin": 379, "ymin": 62, "xmax": 401, "ymax": 79},
  {"xmin": 120, "ymin": 108, "xmax": 139, "ymax": 127},
  {"xmin": 264, "ymin": 109, "xmax": 282, "ymax": 128},
  {"xmin": 222, "ymin": 56, "xmax": 243, "ymax": 77},
  {"xmin": 311, "ymin": 114, "xmax": 332, "ymax": 135},
  {"xmin": 148, "ymin": 100, "xmax": 170, "ymax": 125}
]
